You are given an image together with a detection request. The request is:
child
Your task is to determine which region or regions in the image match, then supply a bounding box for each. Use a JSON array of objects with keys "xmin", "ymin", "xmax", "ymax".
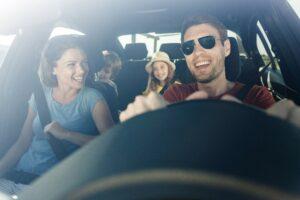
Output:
[{"xmin": 144, "ymin": 51, "xmax": 176, "ymax": 95}]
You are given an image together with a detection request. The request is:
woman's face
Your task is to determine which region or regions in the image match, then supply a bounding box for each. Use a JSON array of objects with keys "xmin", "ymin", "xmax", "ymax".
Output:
[
  {"xmin": 53, "ymin": 48, "xmax": 89, "ymax": 91},
  {"xmin": 152, "ymin": 61, "xmax": 170, "ymax": 82}
]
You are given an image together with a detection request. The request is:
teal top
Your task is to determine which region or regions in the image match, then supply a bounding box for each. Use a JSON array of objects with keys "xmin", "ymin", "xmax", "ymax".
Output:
[{"xmin": 16, "ymin": 87, "xmax": 104, "ymax": 175}]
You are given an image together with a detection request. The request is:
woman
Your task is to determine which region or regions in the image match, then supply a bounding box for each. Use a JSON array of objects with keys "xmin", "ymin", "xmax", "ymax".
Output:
[
  {"xmin": 144, "ymin": 51, "xmax": 177, "ymax": 95},
  {"xmin": 0, "ymin": 35, "xmax": 114, "ymax": 195}
]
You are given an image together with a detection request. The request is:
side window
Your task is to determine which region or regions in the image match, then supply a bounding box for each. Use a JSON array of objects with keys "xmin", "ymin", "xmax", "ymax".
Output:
[
  {"xmin": 0, "ymin": 34, "xmax": 16, "ymax": 68},
  {"xmin": 118, "ymin": 33, "xmax": 180, "ymax": 57},
  {"xmin": 256, "ymin": 21, "xmax": 281, "ymax": 71},
  {"xmin": 287, "ymin": 0, "xmax": 300, "ymax": 17}
]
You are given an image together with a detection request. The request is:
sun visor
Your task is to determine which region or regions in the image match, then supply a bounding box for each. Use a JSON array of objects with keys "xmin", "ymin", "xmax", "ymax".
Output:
[{"xmin": 0, "ymin": 0, "xmax": 61, "ymax": 34}]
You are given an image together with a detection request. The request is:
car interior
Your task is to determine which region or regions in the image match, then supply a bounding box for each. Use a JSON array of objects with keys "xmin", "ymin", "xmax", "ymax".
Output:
[{"xmin": 0, "ymin": 0, "xmax": 299, "ymax": 199}]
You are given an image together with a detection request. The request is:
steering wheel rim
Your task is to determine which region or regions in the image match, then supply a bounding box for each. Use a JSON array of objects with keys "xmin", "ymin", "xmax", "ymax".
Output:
[{"xmin": 19, "ymin": 100, "xmax": 300, "ymax": 200}]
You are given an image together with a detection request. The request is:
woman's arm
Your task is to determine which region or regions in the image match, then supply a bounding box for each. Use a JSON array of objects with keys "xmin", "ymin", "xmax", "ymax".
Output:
[
  {"xmin": 0, "ymin": 107, "xmax": 36, "ymax": 177},
  {"xmin": 45, "ymin": 100, "xmax": 115, "ymax": 146}
]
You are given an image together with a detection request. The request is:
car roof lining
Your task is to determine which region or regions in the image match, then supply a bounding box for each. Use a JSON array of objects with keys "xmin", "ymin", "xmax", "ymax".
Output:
[{"xmin": 0, "ymin": 0, "xmax": 274, "ymax": 36}]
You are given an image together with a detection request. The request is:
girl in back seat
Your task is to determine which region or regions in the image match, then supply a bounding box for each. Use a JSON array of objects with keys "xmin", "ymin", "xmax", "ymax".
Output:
[{"xmin": 144, "ymin": 51, "xmax": 177, "ymax": 95}]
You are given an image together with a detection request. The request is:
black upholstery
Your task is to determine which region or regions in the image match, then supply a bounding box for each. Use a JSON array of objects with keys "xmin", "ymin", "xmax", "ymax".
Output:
[
  {"xmin": 116, "ymin": 43, "xmax": 149, "ymax": 110},
  {"xmin": 91, "ymin": 81, "xmax": 119, "ymax": 123},
  {"xmin": 225, "ymin": 37, "xmax": 241, "ymax": 82},
  {"xmin": 159, "ymin": 43, "xmax": 184, "ymax": 60},
  {"xmin": 115, "ymin": 60, "xmax": 149, "ymax": 110},
  {"xmin": 174, "ymin": 59, "xmax": 195, "ymax": 84},
  {"xmin": 124, "ymin": 43, "xmax": 148, "ymax": 60}
]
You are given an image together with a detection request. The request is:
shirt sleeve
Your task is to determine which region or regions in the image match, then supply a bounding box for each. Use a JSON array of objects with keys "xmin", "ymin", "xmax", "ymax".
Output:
[
  {"xmin": 163, "ymin": 85, "xmax": 180, "ymax": 103},
  {"xmin": 84, "ymin": 88, "xmax": 105, "ymax": 113},
  {"xmin": 245, "ymin": 86, "xmax": 276, "ymax": 109}
]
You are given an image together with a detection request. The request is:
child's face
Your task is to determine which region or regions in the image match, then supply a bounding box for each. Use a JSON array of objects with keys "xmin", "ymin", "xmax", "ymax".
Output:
[
  {"xmin": 152, "ymin": 61, "xmax": 169, "ymax": 82},
  {"xmin": 98, "ymin": 67, "xmax": 112, "ymax": 80}
]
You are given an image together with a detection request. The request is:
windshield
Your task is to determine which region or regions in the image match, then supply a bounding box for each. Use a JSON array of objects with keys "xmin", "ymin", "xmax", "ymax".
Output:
[{"xmin": 0, "ymin": 34, "xmax": 15, "ymax": 68}]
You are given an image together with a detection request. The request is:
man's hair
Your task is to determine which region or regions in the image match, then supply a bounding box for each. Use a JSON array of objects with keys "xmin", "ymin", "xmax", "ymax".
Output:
[
  {"xmin": 181, "ymin": 14, "xmax": 228, "ymax": 44},
  {"xmin": 103, "ymin": 51, "xmax": 122, "ymax": 80}
]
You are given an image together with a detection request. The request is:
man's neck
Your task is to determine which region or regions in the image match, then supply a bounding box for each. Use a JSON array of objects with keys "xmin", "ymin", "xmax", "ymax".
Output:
[{"xmin": 197, "ymin": 74, "xmax": 234, "ymax": 97}]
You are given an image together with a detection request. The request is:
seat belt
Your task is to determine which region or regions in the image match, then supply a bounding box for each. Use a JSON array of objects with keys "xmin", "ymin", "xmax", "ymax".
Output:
[
  {"xmin": 235, "ymin": 84, "xmax": 253, "ymax": 102},
  {"xmin": 33, "ymin": 74, "xmax": 68, "ymax": 161}
]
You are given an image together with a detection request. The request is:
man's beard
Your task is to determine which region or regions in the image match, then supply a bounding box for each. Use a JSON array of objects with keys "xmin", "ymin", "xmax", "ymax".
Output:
[{"xmin": 193, "ymin": 67, "xmax": 224, "ymax": 84}]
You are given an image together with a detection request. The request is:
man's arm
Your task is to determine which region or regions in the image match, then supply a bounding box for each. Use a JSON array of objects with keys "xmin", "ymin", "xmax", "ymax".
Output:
[{"xmin": 120, "ymin": 92, "xmax": 169, "ymax": 122}]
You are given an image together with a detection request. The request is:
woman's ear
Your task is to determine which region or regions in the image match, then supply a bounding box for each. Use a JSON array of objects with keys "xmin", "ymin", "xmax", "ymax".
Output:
[{"xmin": 224, "ymin": 39, "xmax": 231, "ymax": 57}]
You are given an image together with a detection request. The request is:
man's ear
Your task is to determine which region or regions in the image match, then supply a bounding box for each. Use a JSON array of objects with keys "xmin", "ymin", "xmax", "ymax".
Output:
[{"xmin": 224, "ymin": 39, "xmax": 231, "ymax": 57}]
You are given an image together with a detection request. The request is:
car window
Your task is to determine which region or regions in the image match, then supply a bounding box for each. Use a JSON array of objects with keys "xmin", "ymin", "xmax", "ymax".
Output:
[
  {"xmin": 0, "ymin": 34, "xmax": 16, "ymax": 68},
  {"xmin": 119, "ymin": 30, "xmax": 247, "ymax": 58},
  {"xmin": 287, "ymin": 0, "xmax": 300, "ymax": 17},
  {"xmin": 118, "ymin": 32, "xmax": 180, "ymax": 57},
  {"xmin": 256, "ymin": 21, "xmax": 281, "ymax": 71}
]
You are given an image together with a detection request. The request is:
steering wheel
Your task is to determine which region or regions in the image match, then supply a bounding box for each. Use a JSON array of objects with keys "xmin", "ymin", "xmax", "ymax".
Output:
[{"xmin": 19, "ymin": 100, "xmax": 300, "ymax": 200}]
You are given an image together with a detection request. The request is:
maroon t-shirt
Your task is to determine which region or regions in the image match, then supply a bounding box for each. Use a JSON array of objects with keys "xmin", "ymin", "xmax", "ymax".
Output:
[{"xmin": 163, "ymin": 82, "xmax": 275, "ymax": 109}]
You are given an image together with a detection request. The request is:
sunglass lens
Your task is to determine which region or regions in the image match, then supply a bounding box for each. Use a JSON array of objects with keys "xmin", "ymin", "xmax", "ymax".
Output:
[
  {"xmin": 181, "ymin": 40, "xmax": 194, "ymax": 55},
  {"xmin": 199, "ymin": 36, "xmax": 216, "ymax": 49}
]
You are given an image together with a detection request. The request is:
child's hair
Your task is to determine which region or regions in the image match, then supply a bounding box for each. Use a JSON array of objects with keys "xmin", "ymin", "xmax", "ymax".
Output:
[
  {"xmin": 144, "ymin": 61, "xmax": 175, "ymax": 95},
  {"xmin": 102, "ymin": 51, "xmax": 122, "ymax": 80}
]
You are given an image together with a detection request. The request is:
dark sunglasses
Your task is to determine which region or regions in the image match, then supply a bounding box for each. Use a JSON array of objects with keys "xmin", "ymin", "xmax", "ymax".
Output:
[{"xmin": 181, "ymin": 35, "xmax": 220, "ymax": 56}]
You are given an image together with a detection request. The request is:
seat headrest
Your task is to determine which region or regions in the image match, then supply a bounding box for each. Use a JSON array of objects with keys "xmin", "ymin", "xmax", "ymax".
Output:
[
  {"xmin": 124, "ymin": 43, "xmax": 148, "ymax": 60},
  {"xmin": 159, "ymin": 43, "xmax": 184, "ymax": 60},
  {"xmin": 225, "ymin": 37, "xmax": 241, "ymax": 81}
]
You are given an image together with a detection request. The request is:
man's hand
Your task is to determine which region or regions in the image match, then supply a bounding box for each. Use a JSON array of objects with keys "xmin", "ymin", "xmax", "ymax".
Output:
[
  {"xmin": 266, "ymin": 99, "xmax": 300, "ymax": 128},
  {"xmin": 44, "ymin": 121, "xmax": 69, "ymax": 140},
  {"xmin": 119, "ymin": 92, "xmax": 169, "ymax": 122}
]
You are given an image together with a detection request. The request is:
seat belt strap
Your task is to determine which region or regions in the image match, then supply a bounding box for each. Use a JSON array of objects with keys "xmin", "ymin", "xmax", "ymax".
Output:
[{"xmin": 33, "ymin": 74, "xmax": 68, "ymax": 161}]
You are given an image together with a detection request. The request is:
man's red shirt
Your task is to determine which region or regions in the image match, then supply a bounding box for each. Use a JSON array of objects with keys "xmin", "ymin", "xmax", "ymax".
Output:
[{"xmin": 163, "ymin": 82, "xmax": 275, "ymax": 109}]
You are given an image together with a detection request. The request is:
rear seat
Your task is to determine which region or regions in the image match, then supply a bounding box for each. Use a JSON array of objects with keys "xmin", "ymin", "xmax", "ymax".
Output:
[
  {"xmin": 115, "ymin": 43, "xmax": 149, "ymax": 110},
  {"xmin": 159, "ymin": 43, "xmax": 194, "ymax": 84}
]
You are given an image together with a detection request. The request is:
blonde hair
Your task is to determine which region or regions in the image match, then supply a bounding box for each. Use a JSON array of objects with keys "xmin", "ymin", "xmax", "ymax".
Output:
[{"xmin": 144, "ymin": 61, "xmax": 175, "ymax": 95}]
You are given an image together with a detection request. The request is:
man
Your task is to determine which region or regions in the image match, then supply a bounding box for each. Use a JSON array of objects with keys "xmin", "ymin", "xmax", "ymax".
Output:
[
  {"xmin": 119, "ymin": 15, "xmax": 299, "ymax": 128},
  {"xmin": 163, "ymin": 14, "xmax": 274, "ymax": 108}
]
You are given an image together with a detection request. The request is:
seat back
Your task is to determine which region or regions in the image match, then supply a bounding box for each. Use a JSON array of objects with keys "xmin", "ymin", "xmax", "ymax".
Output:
[
  {"xmin": 225, "ymin": 37, "xmax": 241, "ymax": 81},
  {"xmin": 159, "ymin": 43, "xmax": 184, "ymax": 60},
  {"xmin": 115, "ymin": 43, "xmax": 149, "ymax": 110}
]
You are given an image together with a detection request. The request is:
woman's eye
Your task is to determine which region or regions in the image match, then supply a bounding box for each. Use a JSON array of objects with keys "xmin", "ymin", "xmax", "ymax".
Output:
[{"xmin": 67, "ymin": 63, "xmax": 76, "ymax": 67}]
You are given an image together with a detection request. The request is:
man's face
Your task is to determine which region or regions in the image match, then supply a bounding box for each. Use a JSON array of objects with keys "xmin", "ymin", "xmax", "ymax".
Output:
[{"xmin": 183, "ymin": 23, "xmax": 231, "ymax": 83}]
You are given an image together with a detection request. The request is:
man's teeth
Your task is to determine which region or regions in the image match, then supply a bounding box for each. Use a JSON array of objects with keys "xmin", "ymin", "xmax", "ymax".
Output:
[
  {"xmin": 195, "ymin": 61, "xmax": 210, "ymax": 67},
  {"xmin": 73, "ymin": 77, "xmax": 83, "ymax": 81}
]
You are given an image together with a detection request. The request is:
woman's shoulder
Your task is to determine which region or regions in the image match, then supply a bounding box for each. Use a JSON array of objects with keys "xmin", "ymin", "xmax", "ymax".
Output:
[{"xmin": 81, "ymin": 87, "xmax": 104, "ymax": 99}]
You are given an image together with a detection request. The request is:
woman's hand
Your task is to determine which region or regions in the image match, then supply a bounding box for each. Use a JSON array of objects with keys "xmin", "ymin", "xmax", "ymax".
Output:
[{"xmin": 44, "ymin": 121, "xmax": 69, "ymax": 140}]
